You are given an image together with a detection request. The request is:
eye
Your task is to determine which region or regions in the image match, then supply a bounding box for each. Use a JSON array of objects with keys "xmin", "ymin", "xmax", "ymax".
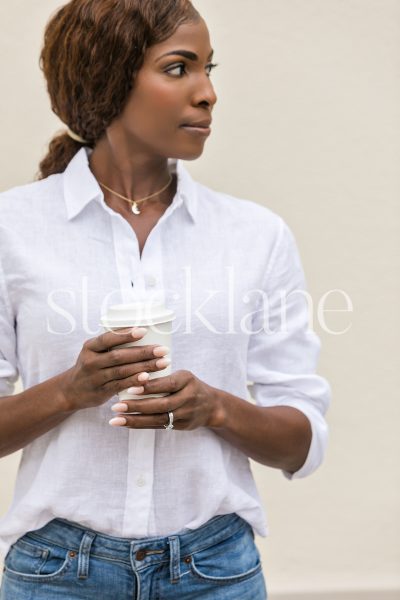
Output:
[
  {"xmin": 165, "ymin": 63, "xmax": 186, "ymax": 77},
  {"xmin": 206, "ymin": 62, "xmax": 219, "ymax": 77},
  {"xmin": 165, "ymin": 62, "xmax": 219, "ymax": 78}
]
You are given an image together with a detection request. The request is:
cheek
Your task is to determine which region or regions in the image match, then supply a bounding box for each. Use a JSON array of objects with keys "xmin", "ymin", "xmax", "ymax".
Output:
[
  {"xmin": 147, "ymin": 85, "xmax": 181, "ymax": 120},
  {"xmin": 126, "ymin": 91, "xmax": 179, "ymax": 136}
]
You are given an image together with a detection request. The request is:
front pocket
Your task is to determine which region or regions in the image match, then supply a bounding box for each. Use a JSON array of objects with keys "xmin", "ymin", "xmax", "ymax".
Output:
[
  {"xmin": 4, "ymin": 535, "xmax": 74, "ymax": 582},
  {"xmin": 188, "ymin": 522, "xmax": 262, "ymax": 584}
]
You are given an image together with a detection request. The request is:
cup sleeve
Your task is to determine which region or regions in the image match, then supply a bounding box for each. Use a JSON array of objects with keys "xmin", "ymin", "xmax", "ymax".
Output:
[
  {"xmin": 246, "ymin": 218, "xmax": 331, "ymax": 480},
  {"xmin": 0, "ymin": 258, "xmax": 19, "ymax": 397}
]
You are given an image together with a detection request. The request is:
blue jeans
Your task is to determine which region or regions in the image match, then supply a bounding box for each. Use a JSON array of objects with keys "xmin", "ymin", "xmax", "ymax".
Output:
[{"xmin": 0, "ymin": 513, "xmax": 267, "ymax": 599}]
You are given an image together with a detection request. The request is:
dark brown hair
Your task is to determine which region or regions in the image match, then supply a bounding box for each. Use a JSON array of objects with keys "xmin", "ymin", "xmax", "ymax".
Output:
[{"xmin": 37, "ymin": 0, "xmax": 201, "ymax": 179}]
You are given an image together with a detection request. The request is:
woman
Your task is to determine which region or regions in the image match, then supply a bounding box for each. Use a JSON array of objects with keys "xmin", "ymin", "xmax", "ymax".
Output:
[{"xmin": 0, "ymin": 0, "xmax": 331, "ymax": 598}]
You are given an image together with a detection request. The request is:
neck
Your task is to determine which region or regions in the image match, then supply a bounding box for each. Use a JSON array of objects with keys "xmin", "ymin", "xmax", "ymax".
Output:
[{"xmin": 88, "ymin": 134, "xmax": 175, "ymax": 214}]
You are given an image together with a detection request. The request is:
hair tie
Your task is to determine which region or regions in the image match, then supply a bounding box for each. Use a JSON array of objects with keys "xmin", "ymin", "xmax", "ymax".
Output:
[{"xmin": 66, "ymin": 128, "xmax": 89, "ymax": 144}]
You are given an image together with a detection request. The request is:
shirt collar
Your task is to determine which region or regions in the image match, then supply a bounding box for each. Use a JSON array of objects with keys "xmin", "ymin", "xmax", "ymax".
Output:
[{"xmin": 63, "ymin": 146, "xmax": 198, "ymax": 223}]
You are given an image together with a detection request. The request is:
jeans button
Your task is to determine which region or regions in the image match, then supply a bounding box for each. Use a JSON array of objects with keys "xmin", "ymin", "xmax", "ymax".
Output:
[{"xmin": 136, "ymin": 549, "xmax": 147, "ymax": 560}]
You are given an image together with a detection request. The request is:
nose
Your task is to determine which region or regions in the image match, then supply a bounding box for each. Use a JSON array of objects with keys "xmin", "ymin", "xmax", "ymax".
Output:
[{"xmin": 192, "ymin": 74, "xmax": 218, "ymax": 109}]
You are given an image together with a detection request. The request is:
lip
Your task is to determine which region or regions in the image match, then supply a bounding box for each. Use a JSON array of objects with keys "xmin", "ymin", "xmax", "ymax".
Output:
[
  {"xmin": 180, "ymin": 125, "xmax": 211, "ymax": 136},
  {"xmin": 181, "ymin": 119, "xmax": 212, "ymax": 128}
]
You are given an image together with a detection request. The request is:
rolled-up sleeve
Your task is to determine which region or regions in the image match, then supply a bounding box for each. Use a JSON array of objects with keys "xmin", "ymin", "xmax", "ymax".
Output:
[
  {"xmin": 246, "ymin": 217, "xmax": 331, "ymax": 480},
  {"xmin": 0, "ymin": 257, "xmax": 19, "ymax": 397}
]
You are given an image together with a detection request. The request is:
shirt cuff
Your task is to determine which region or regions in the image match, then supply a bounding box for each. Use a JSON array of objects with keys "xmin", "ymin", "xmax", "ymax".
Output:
[{"xmin": 279, "ymin": 401, "xmax": 329, "ymax": 480}]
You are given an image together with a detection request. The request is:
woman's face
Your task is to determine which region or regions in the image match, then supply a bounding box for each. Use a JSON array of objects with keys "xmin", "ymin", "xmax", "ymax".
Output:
[{"xmin": 110, "ymin": 18, "xmax": 218, "ymax": 161}]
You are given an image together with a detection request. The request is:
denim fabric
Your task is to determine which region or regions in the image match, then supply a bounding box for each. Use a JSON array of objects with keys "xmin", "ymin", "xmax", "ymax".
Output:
[{"xmin": 0, "ymin": 513, "xmax": 267, "ymax": 599}]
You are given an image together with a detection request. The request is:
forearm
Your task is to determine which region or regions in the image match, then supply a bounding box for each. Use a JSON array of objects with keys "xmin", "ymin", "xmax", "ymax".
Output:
[
  {"xmin": 0, "ymin": 370, "xmax": 76, "ymax": 459},
  {"xmin": 210, "ymin": 389, "xmax": 312, "ymax": 474}
]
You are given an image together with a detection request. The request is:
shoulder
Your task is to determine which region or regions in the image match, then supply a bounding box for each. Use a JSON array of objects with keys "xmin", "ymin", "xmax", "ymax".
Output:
[
  {"xmin": 0, "ymin": 174, "xmax": 64, "ymax": 249},
  {"xmin": 194, "ymin": 180, "xmax": 285, "ymax": 244},
  {"xmin": 0, "ymin": 174, "xmax": 63, "ymax": 218}
]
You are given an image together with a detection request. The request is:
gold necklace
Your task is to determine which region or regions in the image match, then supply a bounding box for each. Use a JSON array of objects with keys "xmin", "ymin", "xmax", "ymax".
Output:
[{"xmin": 98, "ymin": 174, "xmax": 173, "ymax": 215}]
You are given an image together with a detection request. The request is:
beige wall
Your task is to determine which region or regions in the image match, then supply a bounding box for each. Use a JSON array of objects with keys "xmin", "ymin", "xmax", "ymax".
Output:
[{"xmin": 1, "ymin": 1, "xmax": 399, "ymax": 597}]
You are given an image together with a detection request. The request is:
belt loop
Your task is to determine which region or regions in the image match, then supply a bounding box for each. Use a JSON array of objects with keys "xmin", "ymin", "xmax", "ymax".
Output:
[
  {"xmin": 168, "ymin": 535, "xmax": 181, "ymax": 584},
  {"xmin": 77, "ymin": 530, "xmax": 96, "ymax": 579}
]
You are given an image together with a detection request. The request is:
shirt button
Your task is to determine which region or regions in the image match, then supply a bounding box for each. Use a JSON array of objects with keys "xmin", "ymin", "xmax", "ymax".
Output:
[
  {"xmin": 144, "ymin": 274, "xmax": 157, "ymax": 287},
  {"xmin": 136, "ymin": 476, "xmax": 146, "ymax": 487}
]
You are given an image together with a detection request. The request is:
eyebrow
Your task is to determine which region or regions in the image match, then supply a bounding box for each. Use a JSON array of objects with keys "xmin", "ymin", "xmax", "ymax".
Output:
[{"xmin": 156, "ymin": 49, "xmax": 214, "ymax": 63}]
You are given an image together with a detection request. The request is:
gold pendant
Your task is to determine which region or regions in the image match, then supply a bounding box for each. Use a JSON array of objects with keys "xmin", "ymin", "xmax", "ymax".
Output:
[{"xmin": 131, "ymin": 202, "xmax": 141, "ymax": 215}]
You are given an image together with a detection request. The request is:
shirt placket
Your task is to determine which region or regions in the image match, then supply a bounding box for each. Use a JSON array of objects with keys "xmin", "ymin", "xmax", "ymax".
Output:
[{"xmin": 110, "ymin": 212, "xmax": 164, "ymax": 537}]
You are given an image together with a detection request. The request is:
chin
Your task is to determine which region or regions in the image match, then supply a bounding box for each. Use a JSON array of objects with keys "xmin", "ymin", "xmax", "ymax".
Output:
[{"xmin": 172, "ymin": 146, "xmax": 206, "ymax": 161}]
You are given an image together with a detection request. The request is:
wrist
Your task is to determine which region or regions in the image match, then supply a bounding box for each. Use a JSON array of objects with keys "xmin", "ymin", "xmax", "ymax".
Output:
[
  {"xmin": 56, "ymin": 369, "xmax": 79, "ymax": 414},
  {"xmin": 207, "ymin": 387, "xmax": 228, "ymax": 429}
]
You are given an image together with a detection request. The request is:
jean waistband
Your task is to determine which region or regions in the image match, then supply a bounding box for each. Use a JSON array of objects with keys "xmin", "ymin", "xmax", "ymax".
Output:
[{"xmin": 24, "ymin": 513, "xmax": 249, "ymax": 568}]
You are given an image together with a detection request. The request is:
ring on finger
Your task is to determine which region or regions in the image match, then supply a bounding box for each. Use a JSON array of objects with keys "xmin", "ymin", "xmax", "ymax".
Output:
[{"xmin": 164, "ymin": 411, "xmax": 174, "ymax": 430}]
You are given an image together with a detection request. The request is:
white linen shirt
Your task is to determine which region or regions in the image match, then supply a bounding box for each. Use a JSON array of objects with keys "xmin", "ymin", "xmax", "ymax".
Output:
[{"xmin": 0, "ymin": 147, "xmax": 331, "ymax": 559}]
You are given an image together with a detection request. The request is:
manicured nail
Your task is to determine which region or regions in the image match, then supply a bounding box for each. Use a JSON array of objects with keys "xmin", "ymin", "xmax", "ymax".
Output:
[
  {"xmin": 127, "ymin": 386, "xmax": 144, "ymax": 394},
  {"xmin": 132, "ymin": 327, "xmax": 147, "ymax": 338},
  {"xmin": 111, "ymin": 403, "xmax": 128, "ymax": 412},
  {"xmin": 137, "ymin": 372, "xmax": 150, "ymax": 382},
  {"xmin": 153, "ymin": 345, "xmax": 170, "ymax": 357},
  {"xmin": 156, "ymin": 357, "xmax": 171, "ymax": 369},
  {"xmin": 109, "ymin": 417, "xmax": 127, "ymax": 426}
]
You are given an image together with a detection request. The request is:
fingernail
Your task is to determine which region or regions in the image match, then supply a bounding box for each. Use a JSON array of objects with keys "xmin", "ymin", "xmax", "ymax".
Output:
[
  {"xmin": 132, "ymin": 327, "xmax": 147, "ymax": 338},
  {"xmin": 156, "ymin": 357, "xmax": 171, "ymax": 369},
  {"xmin": 109, "ymin": 417, "xmax": 127, "ymax": 426},
  {"xmin": 137, "ymin": 372, "xmax": 150, "ymax": 382},
  {"xmin": 153, "ymin": 345, "xmax": 170, "ymax": 357},
  {"xmin": 127, "ymin": 386, "xmax": 144, "ymax": 394},
  {"xmin": 111, "ymin": 403, "xmax": 128, "ymax": 412}
]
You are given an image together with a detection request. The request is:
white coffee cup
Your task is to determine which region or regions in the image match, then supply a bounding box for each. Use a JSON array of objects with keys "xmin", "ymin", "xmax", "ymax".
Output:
[{"xmin": 100, "ymin": 299, "xmax": 175, "ymax": 401}]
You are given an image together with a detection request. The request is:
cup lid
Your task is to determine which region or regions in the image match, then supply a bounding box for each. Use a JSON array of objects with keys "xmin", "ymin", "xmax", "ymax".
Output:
[{"xmin": 100, "ymin": 300, "xmax": 175, "ymax": 328}]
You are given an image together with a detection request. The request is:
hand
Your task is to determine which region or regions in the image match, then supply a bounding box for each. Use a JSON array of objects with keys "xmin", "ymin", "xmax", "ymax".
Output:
[
  {"xmin": 109, "ymin": 370, "xmax": 225, "ymax": 430},
  {"xmin": 58, "ymin": 327, "xmax": 170, "ymax": 411}
]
